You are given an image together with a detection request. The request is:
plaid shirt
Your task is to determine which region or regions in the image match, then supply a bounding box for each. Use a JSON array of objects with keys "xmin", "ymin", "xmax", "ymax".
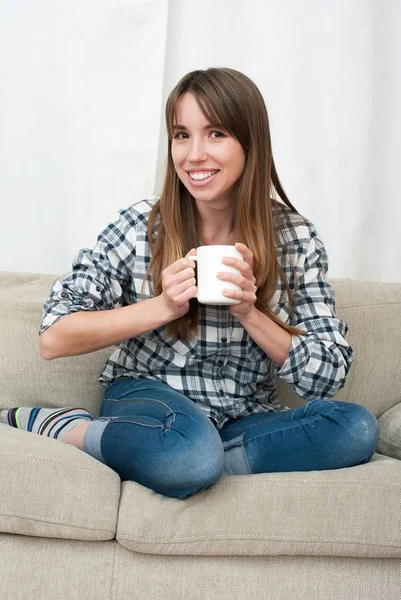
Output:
[{"xmin": 40, "ymin": 196, "xmax": 354, "ymax": 430}]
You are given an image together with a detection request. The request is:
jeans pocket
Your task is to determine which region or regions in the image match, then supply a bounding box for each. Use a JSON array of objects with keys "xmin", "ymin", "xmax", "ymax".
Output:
[{"xmin": 100, "ymin": 391, "xmax": 177, "ymax": 426}]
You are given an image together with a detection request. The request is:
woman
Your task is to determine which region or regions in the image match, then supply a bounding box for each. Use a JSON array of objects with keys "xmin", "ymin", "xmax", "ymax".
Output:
[{"xmin": 1, "ymin": 67, "xmax": 379, "ymax": 499}]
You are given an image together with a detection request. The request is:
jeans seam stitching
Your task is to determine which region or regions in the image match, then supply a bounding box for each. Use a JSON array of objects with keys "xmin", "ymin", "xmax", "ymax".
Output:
[
  {"xmin": 102, "ymin": 396, "xmax": 176, "ymax": 415},
  {"xmin": 224, "ymin": 441, "xmax": 243, "ymax": 450},
  {"xmin": 105, "ymin": 418, "xmax": 165, "ymax": 428}
]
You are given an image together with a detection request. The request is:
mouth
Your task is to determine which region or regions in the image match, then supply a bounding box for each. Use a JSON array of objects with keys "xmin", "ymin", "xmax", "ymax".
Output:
[{"xmin": 186, "ymin": 169, "xmax": 220, "ymax": 186}]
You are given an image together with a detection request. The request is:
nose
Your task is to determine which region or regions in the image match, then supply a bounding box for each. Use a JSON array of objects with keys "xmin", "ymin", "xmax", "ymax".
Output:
[{"xmin": 187, "ymin": 138, "xmax": 208, "ymax": 163}]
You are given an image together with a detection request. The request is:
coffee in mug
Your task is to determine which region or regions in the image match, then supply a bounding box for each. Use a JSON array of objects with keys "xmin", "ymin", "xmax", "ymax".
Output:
[{"xmin": 192, "ymin": 245, "xmax": 243, "ymax": 305}]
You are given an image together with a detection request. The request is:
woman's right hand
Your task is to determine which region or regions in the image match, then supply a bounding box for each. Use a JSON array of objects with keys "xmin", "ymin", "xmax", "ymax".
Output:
[{"xmin": 158, "ymin": 249, "xmax": 197, "ymax": 320}]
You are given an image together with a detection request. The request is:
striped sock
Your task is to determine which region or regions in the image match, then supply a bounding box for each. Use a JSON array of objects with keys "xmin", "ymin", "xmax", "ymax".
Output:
[{"xmin": 0, "ymin": 407, "xmax": 93, "ymax": 442}]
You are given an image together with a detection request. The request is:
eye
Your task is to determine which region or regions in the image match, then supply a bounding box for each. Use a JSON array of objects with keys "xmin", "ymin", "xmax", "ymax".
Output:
[
  {"xmin": 210, "ymin": 130, "xmax": 225, "ymax": 139},
  {"xmin": 173, "ymin": 131, "xmax": 188, "ymax": 140}
]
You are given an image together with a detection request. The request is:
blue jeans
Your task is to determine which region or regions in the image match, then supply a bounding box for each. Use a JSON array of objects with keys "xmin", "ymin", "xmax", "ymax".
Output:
[{"xmin": 83, "ymin": 377, "xmax": 380, "ymax": 500}]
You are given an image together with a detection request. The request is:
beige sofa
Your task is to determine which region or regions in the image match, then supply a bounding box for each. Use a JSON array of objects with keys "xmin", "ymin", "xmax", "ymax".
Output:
[{"xmin": 1, "ymin": 271, "xmax": 401, "ymax": 600}]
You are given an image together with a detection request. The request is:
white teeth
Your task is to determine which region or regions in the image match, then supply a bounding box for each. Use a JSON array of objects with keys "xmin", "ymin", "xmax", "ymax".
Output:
[{"xmin": 189, "ymin": 170, "xmax": 217, "ymax": 180}]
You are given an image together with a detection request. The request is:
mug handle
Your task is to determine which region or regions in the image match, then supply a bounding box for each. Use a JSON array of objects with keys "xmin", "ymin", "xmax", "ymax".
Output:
[{"xmin": 190, "ymin": 256, "xmax": 198, "ymax": 299}]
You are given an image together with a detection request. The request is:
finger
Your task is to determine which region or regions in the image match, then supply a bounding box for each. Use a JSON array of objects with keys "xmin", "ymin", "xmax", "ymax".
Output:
[
  {"xmin": 221, "ymin": 256, "xmax": 254, "ymax": 278},
  {"xmin": 166, "ymin": 256, "xmax": 196, "ymax": 275},
  {"xmin": 170, "ymin": 277, "xmax": 197, "ymax": 297},
  {"xmin": 218, "ymin": 259, "xmax": 256, "ymax": 285},
  {"xmin": 217, "ymin": 272, "xmax": 256, "ymax": 291},
  {"xmin": 222, "ymin": 288, "xmax": 256, "ymax": 303},
  {"xmin": 234, "ymin": 242, "xmax": 254, "ymax": 267},
  {"xmin": 166, "ymin": 266, "xmax": 196, "ymax": 286},
  {"xmin": 177, "ymin": 284, "xmax": 198, "ymax": 304}
]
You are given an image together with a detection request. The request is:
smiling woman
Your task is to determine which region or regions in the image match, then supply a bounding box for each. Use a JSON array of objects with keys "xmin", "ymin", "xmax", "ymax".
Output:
[
  {"xmin": 171, "ymin": 92, "xmax": 245, "ymax": 203},
  {"xmin": 146, "ymin": 67, "xmax": 308, "ymax": 342},
  {"xmin": 1, "ymin": 67, "xmax": 379, "ymax": 501}
]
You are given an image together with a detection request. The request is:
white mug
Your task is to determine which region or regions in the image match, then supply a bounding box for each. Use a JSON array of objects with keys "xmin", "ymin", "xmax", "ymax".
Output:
[{"xmin": 192, "ymin": 245, "xmax": 243, "ymax": 305}]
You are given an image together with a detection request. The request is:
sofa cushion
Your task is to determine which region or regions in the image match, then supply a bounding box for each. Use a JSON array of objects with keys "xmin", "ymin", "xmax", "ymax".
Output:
[
  {"xmin": 116, "ymin": 454, "xmax": 401, "ymax": 559},
  {"xmin": 0, "ymin": 271, "xmax": 112, "ymax": 416},
  {"xmin": 0, "ymin": 424, "xmax": 120, "ymax": 540},
  {"xmin": 377, "ymin": 402, "xmax": 401, "ymax": 460}
]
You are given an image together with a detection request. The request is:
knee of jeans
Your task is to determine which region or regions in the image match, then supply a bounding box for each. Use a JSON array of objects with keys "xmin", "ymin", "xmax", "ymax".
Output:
[
  {"xmin": 158, "ymin": 428, "xmax": 225, "ymax": 497},
  {"xmin": 341, "ymin": 403, "xmax": 380, "ymax": 463},
  {"xmin": 117, "ymin": 423, "xmax": 225, "ymax": 499},
  {"xmin": 165, "ymin": 455, "xmax": 225, "ymax": 500}
]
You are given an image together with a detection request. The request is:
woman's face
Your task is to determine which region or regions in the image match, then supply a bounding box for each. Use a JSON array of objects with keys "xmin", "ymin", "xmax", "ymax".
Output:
[{"xmin": 171, "ymin": 92, "xmax": 246, "ymax": 207}]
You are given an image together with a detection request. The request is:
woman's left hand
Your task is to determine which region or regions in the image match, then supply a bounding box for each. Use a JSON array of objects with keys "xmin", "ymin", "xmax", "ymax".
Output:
[{"xmin": 217, "ymin": 242, "xmax": 257, "ymax": 320}]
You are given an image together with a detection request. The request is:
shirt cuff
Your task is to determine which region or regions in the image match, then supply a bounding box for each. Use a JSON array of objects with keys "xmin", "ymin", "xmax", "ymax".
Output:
[{"xmin": 275, "ymin": 334, "xmax": 310, "ymax": 384}]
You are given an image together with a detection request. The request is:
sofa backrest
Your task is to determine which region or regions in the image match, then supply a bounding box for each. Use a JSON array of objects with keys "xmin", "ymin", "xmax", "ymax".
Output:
[
  {"xmin": 0, "ymin": 272, "xmax": 400, "ymax": 417},
  {"xmin": 0, "ymin": 272, "xmax": 110, "ymax": 416}
]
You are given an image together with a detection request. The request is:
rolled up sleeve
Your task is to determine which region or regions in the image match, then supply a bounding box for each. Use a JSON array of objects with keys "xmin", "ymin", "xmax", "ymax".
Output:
[
  {"xmin": 40, "ymin": 210, "xmax": 136, "ymax": 334},
  {"xmin": 276, "ymin": 225, "xmax": 354, "ymax": 399}
]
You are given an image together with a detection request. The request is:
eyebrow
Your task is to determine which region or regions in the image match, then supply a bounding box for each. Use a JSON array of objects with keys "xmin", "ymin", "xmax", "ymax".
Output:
[{"xmin": 172, "ymin": 123, "xmax": 222, "ymax": 130}]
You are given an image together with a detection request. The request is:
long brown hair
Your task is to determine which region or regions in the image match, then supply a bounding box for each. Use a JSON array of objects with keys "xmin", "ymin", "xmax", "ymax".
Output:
[{"xmin": 143, "ymin": 67, "xmax": 305, "ymax": 340}]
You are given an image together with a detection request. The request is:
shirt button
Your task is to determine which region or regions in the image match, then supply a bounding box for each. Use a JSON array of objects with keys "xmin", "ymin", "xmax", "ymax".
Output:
[
  {"xmin": 219, "ymin": 390, "xmax": 225, "ymax": 396},
  {"xmin": 221, "ymin": 337, "xmax": 227, "ymax": 343}
]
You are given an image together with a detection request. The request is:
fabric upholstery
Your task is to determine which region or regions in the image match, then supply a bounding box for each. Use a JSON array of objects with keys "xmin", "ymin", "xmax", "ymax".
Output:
[
  {"xmin": 117, "ymin": 454, "xmax": 401, "ymax": 559},
  {"xmin": 0, "ymin": 424, "xmax": 120, "ymax": 540},
  {"xmin": 112, "ymin": 547, "xmax": 401, "ymax": 600},
  {"xmin": 0, "ymin": 534, "xmax": 116, "ymax": 600},
  {"xmin": 378, "ymin": 402, "xmax": 401, "ymax": 460},
  {"xmin": 1, "ymin": 534, "xmax": 401, "ymax": 600}
]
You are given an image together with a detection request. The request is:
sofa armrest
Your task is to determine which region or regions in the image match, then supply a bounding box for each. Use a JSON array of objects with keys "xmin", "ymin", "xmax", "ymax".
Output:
[{"xmin": 377, "ymin": 401, "xmax": 401, "ymax": 460}]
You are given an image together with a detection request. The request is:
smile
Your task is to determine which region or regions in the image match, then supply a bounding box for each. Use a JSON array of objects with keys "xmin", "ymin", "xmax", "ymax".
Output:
[{"xmin": 187, "ymin": 170, "xmax": 219, "ymax": 186}]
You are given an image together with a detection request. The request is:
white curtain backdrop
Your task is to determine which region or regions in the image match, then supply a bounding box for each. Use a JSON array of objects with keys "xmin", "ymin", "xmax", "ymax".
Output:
[
  {"xmin": 0, "ymin": 0, "xmax": 168, "ymax": 274},
  {"xmin": 1, "ymin": 0, "xmax": 400, "ymax": 282}
]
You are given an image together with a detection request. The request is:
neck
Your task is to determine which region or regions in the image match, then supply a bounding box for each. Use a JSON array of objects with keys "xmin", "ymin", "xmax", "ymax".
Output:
[
  {"xmin": 200, "ymin": 224, "xmax": 238, "ymax": 246},
  {"xmin": 197, "ymin": 201, "xmax": 237, "ymax": 246}
]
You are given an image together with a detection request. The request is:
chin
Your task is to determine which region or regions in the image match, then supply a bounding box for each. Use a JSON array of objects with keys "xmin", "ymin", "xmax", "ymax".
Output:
[{"xmin": 192, "ymin": 192, "xmax": 223, "ymax": 203}]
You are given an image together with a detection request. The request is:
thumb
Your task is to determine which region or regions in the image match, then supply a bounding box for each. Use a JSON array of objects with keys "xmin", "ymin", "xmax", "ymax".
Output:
[{"xmin": 185, "ymin": 248, "xmax": 197, "ymax": 257}]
